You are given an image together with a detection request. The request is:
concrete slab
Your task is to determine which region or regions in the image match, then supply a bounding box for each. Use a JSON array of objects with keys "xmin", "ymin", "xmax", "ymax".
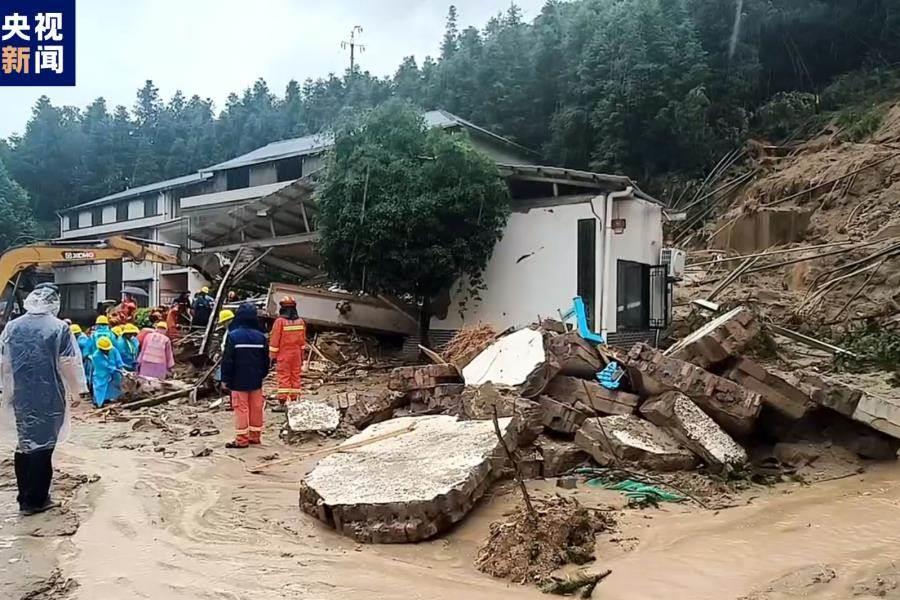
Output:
[
  {"xmin": 463, "ymin": 328, "xmax": 546, "ymax": 388},
  {"xmin": 641, "ymin": 392, "xmax": 748, "ymax": 472},
  {"xmin": 626, "ymin": 343, "xmax": 762, "ymax": 437},
  {"xmin": 544, "ymin": 375, "xmax": 640, "ymax": 416},
  {"xmin": 546, "ymin": 332, "xmax": 603, "ymax": 379},
  {"xmin": 575, "ymin": 415, "xmax": 698, "ymax": 472},
  {"xmin": 340, "ymin": 390, "xmax": 396, "ymax": 430},
  {"xmin": 298, "ymin": 415, "xmax": 514, "ymax": 543},
  {"xmin": 286, "ymin": 400, "xmax": 341, "ymax": 434},
  {"xmin": 723, "ymin": 358, "xmax": 814, "ymax": 419},
  {"xmin": 666, "ymin": 306, "xmax": 760, "ymax": 369}
]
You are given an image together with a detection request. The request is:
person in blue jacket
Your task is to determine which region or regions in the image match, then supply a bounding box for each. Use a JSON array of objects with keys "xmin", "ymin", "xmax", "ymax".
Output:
[
  {"xmin": 91, "ymin": 336, "xmax": 124, "ymax": 408},
  {"xmin": 115, "ymin": 324, "xmax": 140, "ymax": 372},
  {"xmin": 221, "ymin": 303, "xmax": 270, "ymax": 448},
  {"xmin": 91, "ymin": 315, "xmax": 112, "ymax": 346}
]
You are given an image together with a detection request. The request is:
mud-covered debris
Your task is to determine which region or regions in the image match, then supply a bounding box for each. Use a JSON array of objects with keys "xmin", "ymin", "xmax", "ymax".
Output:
[
  {"xmin": 576, "ymin": 415, "xmax": 699, "ymax": 472},
  {"xmin": 474, "ymin": 496, "xmax": 612, "ymax": 584},
  {"xmin": 665, "ymin": 306, "xmax": 760, "ymax": 369}
]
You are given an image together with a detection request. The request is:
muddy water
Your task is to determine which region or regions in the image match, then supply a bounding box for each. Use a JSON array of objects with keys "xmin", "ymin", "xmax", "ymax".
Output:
[
  {"xmin": 6, "ymin": 410, "xmax": 900, "ymax": 599},
  {"xmin": 595, "ymin": 464, "xmax": 900, "ymax": 600}
]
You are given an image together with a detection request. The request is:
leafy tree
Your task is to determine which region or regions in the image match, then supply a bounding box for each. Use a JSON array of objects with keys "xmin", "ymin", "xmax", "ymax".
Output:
[
  {"xmin": 316, "ymin": 101, "xmax": 510, "ymax": 344},
  {"xmin": 0, "ymin": 159, "xmax": 38, "ymax": 250}
]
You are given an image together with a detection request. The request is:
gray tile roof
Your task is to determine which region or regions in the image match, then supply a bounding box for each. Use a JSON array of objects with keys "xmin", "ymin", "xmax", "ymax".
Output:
[{"xmin": 60, "ymin": 172, "xmax": 212, "ymax": 213}]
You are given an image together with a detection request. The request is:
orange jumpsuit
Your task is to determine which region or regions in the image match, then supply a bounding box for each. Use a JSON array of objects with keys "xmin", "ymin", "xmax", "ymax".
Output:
[
  {"xmin": 166, "ymin": 306, "xmax": 183, "ymax": 341},
  {"xmin": 269, "ymin": 317, "xmax": 306, "ymax": 404}
]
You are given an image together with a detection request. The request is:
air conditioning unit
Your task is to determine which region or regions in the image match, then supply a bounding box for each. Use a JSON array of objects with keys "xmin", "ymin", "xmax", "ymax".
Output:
[{"xmin": 659, "ymin": 247, "xmax": 686, "ymax": 279}]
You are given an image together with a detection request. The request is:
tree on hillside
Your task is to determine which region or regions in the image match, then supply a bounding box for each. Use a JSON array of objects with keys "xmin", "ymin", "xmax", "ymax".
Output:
[
  {"xmin": 316, "ymin": 100, "xmax": 510, "ymax": 345},
  {"xmin": 0, "ymin": 159, "xmax": 38, "ymax": 251}
]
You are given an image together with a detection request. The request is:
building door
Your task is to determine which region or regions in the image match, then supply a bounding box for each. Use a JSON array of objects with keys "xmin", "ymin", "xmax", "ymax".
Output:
[
  {"xmin": 106, "ymin": 259, "xmax": 123, "ymax": 301},
  {"xmin": 576, "ymin": 219, "xmax": 597, "ymax": 330},
  {"xmin": 616, "ymin": 260, "xmax": 650, "ymax": 331}
]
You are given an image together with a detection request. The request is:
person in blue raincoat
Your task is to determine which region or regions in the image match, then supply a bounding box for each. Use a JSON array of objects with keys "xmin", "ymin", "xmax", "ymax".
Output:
[
  {"xmin": 70, "ymin": 324, "xmax": 93, "ymax": 381},
  {"xmin": 91, "ymin": 315, "xmax": 112, "ymax": 346},
  {"xmin": 115, "ymin": 324, "xmax": 140, "ymax": 372},
  {"xmin": 91, "ymin": 336, "xmax": 124, "ymax": 408},
  {"xmin": 0, "ymin": 284, "xmax": 87, "ymax": 515}
]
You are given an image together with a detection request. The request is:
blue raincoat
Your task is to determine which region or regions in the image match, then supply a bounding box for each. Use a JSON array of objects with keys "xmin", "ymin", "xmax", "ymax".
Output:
[
  {"xmin": 91, "ymin": 346, "xmax": 124, "ymax": 407},
  {"xmin": 76, "ymin": 333, "xmax": 94, "ymax": 380},
  {"xmin": 91, "ymin": 324, "xmax": 112, "ymax": 347},
  {"xmin": 115, "ymin": 335, "xmax": 139, "ymax": 371}
]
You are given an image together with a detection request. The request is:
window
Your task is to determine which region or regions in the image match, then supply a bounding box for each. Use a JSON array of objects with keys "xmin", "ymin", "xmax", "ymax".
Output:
[
  {"xmin": 617, "ymin": 260, "xmax": 650, "ymax": 331},
  {"xmin": 143, "ymin": 196, "xmax": 159, "ymax": 217},
  {"xmin": 226, "ymin": 167, "xmax": 250, "ymax": 190},
  {"xmin": 64, "ymin": 215, "xmax": 75, "ymax": 231},
  {"xmin": 91, "ymin": 207, "xmax": 103, "ymax": 227},
  {"xmin": 576, "ymin": 219, "xmax": 597, "ymax": 330},
  {"xmin": 275, "ymin": 157, "xmax": 302, "ymax": 182},
  {"xmin": 116, "ymin": 201, "xmax": 129, "ymax": 222},
  {"xmin": 60, "ymin": 284, "xmax": 95, "ymax": 311}
]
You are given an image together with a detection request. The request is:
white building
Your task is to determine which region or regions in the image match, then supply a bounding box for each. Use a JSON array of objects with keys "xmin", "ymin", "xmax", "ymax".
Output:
[{"xmin": 56, "ymin": 110, "xmax": 670, "ymax": 343}]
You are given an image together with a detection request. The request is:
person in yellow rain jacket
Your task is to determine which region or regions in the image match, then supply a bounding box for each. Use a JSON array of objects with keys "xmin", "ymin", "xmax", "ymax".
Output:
[{"xmin": 269, "ymin": 296, "xmax": 306, "ymax": 412}]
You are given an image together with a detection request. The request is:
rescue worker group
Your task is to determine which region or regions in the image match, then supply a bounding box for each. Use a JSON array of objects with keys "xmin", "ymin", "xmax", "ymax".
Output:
[{"xmin": 69, "ymin": 286, "xmax": 306, "ymax": 449}]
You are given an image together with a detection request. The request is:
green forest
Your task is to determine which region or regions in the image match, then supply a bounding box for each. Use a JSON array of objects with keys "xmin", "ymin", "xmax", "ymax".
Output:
[{"xmin": 1, "ymin": 0, "xmax": 898, "ymax": 239}]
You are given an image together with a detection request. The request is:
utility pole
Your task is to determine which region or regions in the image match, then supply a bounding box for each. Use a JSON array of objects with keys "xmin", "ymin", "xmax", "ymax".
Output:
[{"xmin": 341, "ymin": 25, "xmax": 365, "ymax": 72}]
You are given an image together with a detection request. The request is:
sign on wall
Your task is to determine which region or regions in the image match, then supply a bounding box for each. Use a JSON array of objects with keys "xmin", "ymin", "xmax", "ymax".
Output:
[{"xmin": 0, "ymin": 0, "xmax": 75, "ymax": 86}]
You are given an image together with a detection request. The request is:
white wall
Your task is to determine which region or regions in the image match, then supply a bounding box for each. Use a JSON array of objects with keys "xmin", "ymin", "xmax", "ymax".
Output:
[
  {"xmin": 432, "ymin": 200, "xmax": 599, "ymax": 332},
  {"xmin": 101, "ymin": 205, "xmax": 116, "ymax": 224},
  {"xmin": 127, "ymin": 199, "xmax": 143, "ymax": 220},
  {"xmin": 431, "ymin": 195, "xmax": 664, "ymax": 335},
  {"xmin": 77, "ymin": 211, "xmax": 91, "ymax": 228}
]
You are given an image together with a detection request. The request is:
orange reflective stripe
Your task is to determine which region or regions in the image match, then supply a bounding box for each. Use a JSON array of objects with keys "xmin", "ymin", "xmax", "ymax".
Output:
[
  {"xmin": 248, "ymin": 426, "xmax": 263, "ymax": 432},
  {"xmin": 283, "ymin": 325, "xmax": 305, "ymax": 331},
  {"xmin": 234, "ymin": 428, "xmax": 250, "ymax": 435}
]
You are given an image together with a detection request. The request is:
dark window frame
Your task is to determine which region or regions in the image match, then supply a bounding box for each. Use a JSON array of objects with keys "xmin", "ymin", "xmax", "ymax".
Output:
[
  {"xmin": 143, "ymin": 195, "xmax": 159, "ymax": 217},
  {"xmin": 67, "ymin": 213, "xmax": 79, "ymax": 231},
  {"xmin": 116, "ymin": 200, "xmax": 129, "ymax": 222},
  {"xmin": 275, "ymin": 157, "xmax": 303, "ymax": 182},
  {"xmin": 576, "ymin": 219, "xmax": 597, "ymax": 331},
  {"xmin": 226, "ymin": 167, "xmax": 250, "ymax": 190},
  {"xmin": 616, "ymin": 260, "xmax": 651, "ymax": 332},
  {"xmin": 91, "ymin": 207, "xmax": 103, "ymax": 227}
]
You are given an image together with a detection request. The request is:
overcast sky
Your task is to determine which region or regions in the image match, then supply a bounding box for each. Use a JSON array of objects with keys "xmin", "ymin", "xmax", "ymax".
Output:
[{"xmin": 0, "ymin": 0, "xmax": 547, "ymax": 138}]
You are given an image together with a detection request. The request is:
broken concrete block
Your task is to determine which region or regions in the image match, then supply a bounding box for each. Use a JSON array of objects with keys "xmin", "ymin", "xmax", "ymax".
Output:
[
  {"xmin": 723, "ymin": 358, "xmax": 814, "ymax": 419},
  {"xmin": 556, "ymin": 476, "xmax": 578, "ymax": 489},
  {"xmin": 626, "ymin": 343, "xmax": 762, "ymax": 437},
  {"xmin": 546, "ymin": 333, "xmax": 603, "ymax": 379},
  {"xmin": 575, "ymin": 415, "xmax": 698, "ymax": 472},
  {"xmin": 536, "ymin": 435, "xmax": 589, "ymax": 477},
  {"xmin": 340, "ymin": 390, "xmax": 396, "ymax": 430},
  {"xmin": 388, "ymin": 364, "xmax": 461, "ymax": 393},
  {"xmin": 851, "ymin": 394, "xmax": 900, "ymax": 446},
  {"xmin": 298, "ymin": 415, "xmax": 514, "ymax": 543},
  {"xmin": 462, "ymin": 328, "xmax": 559, "ymax": 397},
  {"xmin": 665, "ymin": 306, "xmax": 760, "ymax": 369},
  {"xmin": 287, "ymin": 400, "xmax": 341, "ymax": 434},
  {"xmin": 538, "ymin": 395, "xmax": 590, "ymax": 434},
  {"xmin": 640, "ymin": 392, "xmax": 748, "ymax": 472},
  {"xmin": 544, "ymin": 375, "xmax": 640, "ymax": 416}
]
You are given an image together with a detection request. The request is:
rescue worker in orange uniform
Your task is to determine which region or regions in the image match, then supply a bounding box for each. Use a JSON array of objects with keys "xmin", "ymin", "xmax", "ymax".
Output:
[{"xmin": 268, "ymin": 296, "xmax": 306, "ymax": 412}]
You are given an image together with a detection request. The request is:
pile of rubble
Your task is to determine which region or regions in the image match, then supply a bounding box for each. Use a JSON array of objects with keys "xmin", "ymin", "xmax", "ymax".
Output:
[{"xmin": 295, "ymin": 308, "xmax": 900, "ymax": 545}]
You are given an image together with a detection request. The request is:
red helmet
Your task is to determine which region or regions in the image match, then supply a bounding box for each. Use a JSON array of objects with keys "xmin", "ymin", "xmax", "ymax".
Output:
[{"xmin": 279, "ymin": 295, "xmax": 297, "ymax": 307}]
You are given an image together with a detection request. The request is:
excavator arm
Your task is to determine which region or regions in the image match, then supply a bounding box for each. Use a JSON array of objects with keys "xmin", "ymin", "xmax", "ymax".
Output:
[{"xmin": 0, "ymin": 235, "xmax": 186, "ymax": 298}]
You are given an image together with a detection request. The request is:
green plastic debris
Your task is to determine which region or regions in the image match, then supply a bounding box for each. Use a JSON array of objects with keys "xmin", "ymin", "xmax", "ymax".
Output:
[{"xmin": 585, "ymin": 478, "xmax": 686, "ymax": 506}]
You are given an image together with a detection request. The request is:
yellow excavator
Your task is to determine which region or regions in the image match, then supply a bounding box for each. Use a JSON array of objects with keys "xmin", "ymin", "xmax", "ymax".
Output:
[{"xmin": 0, "ymin": 236, "xmax": 189, "ymax": 328}]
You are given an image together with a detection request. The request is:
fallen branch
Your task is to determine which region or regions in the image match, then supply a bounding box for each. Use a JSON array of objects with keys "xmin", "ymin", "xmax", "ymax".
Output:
[
  {"xmin": 121, "ymin": 388, "xmax": 192, "ymax": 410},
  {"xmin": 492, "ymin": 405, "xmax": 536, "ymax": 521},
  {"xmin": 833, "ymin": 257, "xmax": 887, "ymax": 322}
]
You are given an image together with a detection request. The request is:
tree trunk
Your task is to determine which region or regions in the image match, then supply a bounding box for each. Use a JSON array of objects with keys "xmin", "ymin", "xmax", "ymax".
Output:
[{"xmin": 419, "ymin": 295, "xmax": 432, "ymax": 354}]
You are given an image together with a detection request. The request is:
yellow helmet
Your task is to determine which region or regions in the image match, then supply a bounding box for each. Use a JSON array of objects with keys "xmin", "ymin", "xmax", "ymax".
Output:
[
  {"xmin": 95, "ymin": 315, "xmax": 109, "ymax": 325},
  {"xmin": 218, "ymin": 309, "xmax": 235, "ymax": 325},
  {"xmin": 70, "ymin": 324, "xmax": 83, "ymax": 335},
  {"xmin": 124, "ymin": 324, "xmax": 140, "ymax": 334},
  {"xmin": 97, "ymin": 336, "xmax": 113, "ymax": 351},
  {"xmin": 112, "ymin": 326, "xmax": 124, "ymax": 336},
  {"xmin": 155, "ymin": 321, "xmax": 168, "ymax": 329},
  {"xmin": 200, "ymin": 286, "xmax": 210, "ymax": 294}
]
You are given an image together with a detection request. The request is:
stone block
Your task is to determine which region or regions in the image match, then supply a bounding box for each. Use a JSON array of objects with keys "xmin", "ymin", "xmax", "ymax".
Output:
[
  {"xmin": 546, "ymin": 332, "xmax": 603, "ymax": 379},
  {"xmin": 666, "ymin": 306, "xmax": 760, "ymax": 369},
  {"xmin": 340, "ymin": 390, "xmax": 396, "ymax": 430},
  {"xmin": 640, "ymin": 392, "xmax": 748, "ymax": 472},
  {"xmin": 286, "ymin": 400, "xmax": 341, "ymax": 434},
  {"xmin": 299, "ymin": 415, "xmax": 514, "ymax": 543},
  {"xmin": 388, "ymin": 364, "xmax": 461, "ymax": 392},
  {"xmin": 536, "ymin": 435, "xmax": 589, "ymax": 477},
  {"xmin": 537, "ymin": 395, "xmax": 590, "ymax": 434},
  {"xmin": 575, "ymin": 415, "xmax": 698, "ymax": 472},
  {"xmin": 544, "ymin": 375, "xmax": 640, "ymax": 416},
  {"xmin": 626, "ymin": 343, "xmax": 762, "ymax": 437}
]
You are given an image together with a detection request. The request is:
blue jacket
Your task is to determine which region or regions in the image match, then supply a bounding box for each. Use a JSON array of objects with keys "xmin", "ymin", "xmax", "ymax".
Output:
[
  {"xmin": 91, "ymin": 325, "xmax": 112, "ymax": 346},
  {"xmin": 220, "ymin": 304, "xmax": 269, "ymax": 392},
  {"xmin": 76, "ymin": 333, "xmax": 93, "ymax": 360}
]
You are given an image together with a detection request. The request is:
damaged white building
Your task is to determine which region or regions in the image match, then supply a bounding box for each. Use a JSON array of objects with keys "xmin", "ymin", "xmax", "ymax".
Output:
[{"xmin": 54, "ymin": 110, "xmax": 675, "ymax": 344}]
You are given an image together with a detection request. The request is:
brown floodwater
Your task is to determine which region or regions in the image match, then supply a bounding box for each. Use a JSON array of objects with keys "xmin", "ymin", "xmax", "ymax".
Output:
[{"xmin": 4, "ymin": 411, "xmax": 900, "ymax": 599}]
